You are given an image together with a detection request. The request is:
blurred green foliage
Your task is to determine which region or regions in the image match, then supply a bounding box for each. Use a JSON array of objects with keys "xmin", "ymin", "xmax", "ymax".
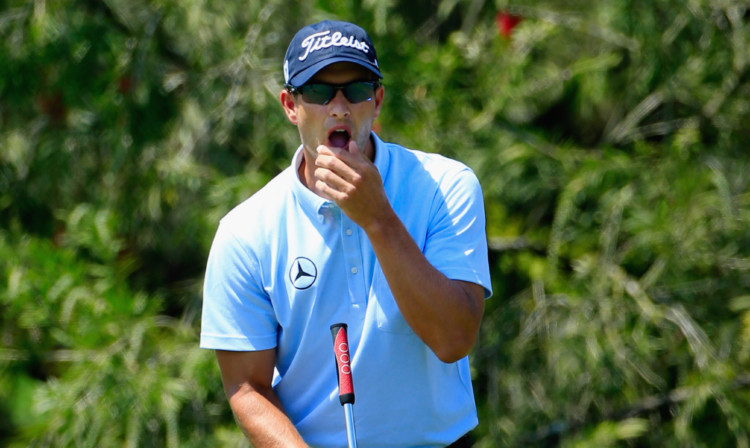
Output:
[{"xmin": 1, "ymin": 0, "xmax": 749, "ymax": 446}]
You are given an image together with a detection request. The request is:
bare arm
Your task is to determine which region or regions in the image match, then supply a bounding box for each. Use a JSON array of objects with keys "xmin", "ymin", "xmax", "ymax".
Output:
[
  {"xmin": 314, "ymin": 142, "xmax": 485, "ymax": 363},
  {"xmin": 365, "ymin": 214, "xmax": 484, "ymax": 362},
  {"xmin": 215, "ymin": 349, "xmax": 308, "ymax": 447}
]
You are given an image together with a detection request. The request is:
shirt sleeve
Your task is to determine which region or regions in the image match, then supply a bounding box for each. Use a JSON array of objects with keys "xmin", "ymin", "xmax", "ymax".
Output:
[
  {"xmin": 200, "ymin": 221, "xmax": 279, "ymax": 351},
  {"xmin": 424, "ymin": 167, "xmax": 493, "ymax": 299}
]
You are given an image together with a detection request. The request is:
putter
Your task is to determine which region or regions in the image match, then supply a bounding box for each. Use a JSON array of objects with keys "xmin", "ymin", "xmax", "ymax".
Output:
[{"xmin": 330, "ymin": 323, "xmax": 358, "ymax": 448}]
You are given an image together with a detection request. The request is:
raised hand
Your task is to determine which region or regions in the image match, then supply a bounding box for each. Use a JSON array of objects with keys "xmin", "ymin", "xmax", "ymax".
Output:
[{"xmin": 313, "ymin": 140, "xmax": 393, "ymax": 231}]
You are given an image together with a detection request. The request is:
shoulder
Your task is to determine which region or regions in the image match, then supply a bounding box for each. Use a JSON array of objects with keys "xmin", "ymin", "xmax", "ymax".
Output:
[
  {"xmin": 382, "ymin": 140, "xmax": 478, "ymax": 190},
  {"xmin": 219, "ymin": 167, "xmax": 295, "ymax": 239}
]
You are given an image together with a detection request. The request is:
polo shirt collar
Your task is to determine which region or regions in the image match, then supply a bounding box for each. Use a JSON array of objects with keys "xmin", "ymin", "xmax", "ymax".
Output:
[
  {"xmin": 289, "ymin": 132, "xmax": 390, "ymax": 222},
  {"xmin": 371, "ymin": 132, "xmax": 391, "ymax": 185}
]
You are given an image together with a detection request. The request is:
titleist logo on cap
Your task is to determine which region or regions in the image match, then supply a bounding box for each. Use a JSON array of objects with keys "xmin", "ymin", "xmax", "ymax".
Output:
[
  {"xmin": 283, "ymin": 20, "xmax": 383, "ymax": 88},
  {"xmin": 299, "ymin": 30, "xmax": 372, "ymax": 62}
]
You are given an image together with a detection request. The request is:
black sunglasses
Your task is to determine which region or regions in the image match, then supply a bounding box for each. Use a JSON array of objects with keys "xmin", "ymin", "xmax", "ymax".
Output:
[{"xmin": 288, "ymin": 81, "xmax": 381, "ymax": 105}]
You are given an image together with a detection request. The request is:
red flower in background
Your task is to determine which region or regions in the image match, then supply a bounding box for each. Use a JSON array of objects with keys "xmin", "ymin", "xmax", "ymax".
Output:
[
  {"xmin": 118, "ymin": 76, "xmax": 133, "ymax": 94},
  {"xmin": 496, "ymin": 11, "xmax": 522, "ymax": 38},
  {"xmin": 36, "ymin": 92, "xmax": 67, "ymax": 125}
]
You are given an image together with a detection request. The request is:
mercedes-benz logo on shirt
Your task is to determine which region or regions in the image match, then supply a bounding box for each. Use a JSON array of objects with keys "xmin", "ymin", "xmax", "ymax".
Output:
[{"xmin": 289, "ymin": 257, "xmax": 317, "ymax": 290}]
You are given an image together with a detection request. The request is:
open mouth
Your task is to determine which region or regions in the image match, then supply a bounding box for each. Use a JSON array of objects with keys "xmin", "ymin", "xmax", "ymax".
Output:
[{"xmin": 328, "ymin": 129, "xmax": 351, "ymax": 149}]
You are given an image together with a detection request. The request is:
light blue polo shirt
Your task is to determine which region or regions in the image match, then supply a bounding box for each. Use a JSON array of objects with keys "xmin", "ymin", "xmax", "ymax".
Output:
[{"xmin": 201, "ymin": 133, "xmax": 492, "ymax": 448}]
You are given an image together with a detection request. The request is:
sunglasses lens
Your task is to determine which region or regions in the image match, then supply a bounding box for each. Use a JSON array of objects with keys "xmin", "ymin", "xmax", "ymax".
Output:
[
  {"xmin": 343, "ymin": 83, "xmax": 375, "ymax": 103},
  {"xmin": 300, "ymin": 84, "xmax": 336, "ymax": 105},
  {"xmin": 298, "ymin": 82, "xmax": 377, "ymax": 105}
]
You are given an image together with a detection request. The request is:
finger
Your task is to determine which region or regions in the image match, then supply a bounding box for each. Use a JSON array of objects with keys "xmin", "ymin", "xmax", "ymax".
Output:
[
  {"xmin": 321, "ymin": 142, "xmax": 358, "ymax": 164},
  {"xmin": 314, "ymin": 166, "xmax": 351, "ymax": 192},
  {"xmin": 315, "ymin": 176, "xmax": 353, "ymax": 205},
  {"xmin": 316, "ymin": 144, "xmax": 335, "ymax": 158},
  {"xmin": 314, "ymin": 146, "xmax": 340, "ymax": 171},
  {"xmin": 315, "ymin": 147, "xmax": 359, "ymax": 182},
  {"xmin": 314, "ymin": 179, "xmax": 336, "ymax": 201},
  {"xmin": 316, "ymin": 144, "xmax": 346, "ymax": 164}
]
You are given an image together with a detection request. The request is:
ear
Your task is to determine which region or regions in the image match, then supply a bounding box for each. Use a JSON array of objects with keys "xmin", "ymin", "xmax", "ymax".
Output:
[
  {"xmin": 373, "ymin": 84, "xmax": 385, "ymax": 120},
  {"xmin": 280, "ymin": 89, "xmax": 298, "ymax": 125}
]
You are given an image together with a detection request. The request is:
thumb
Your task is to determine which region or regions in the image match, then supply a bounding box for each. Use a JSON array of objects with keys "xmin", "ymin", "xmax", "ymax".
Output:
[{"xmin": 347, "ymin": 139, "xmax": 361, "ymax": 156}]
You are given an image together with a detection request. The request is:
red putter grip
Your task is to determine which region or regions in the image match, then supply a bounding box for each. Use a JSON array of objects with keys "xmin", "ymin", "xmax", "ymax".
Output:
[{"xmin": 330, "ymin": 323, "xmax": 355, "ymax": 405}]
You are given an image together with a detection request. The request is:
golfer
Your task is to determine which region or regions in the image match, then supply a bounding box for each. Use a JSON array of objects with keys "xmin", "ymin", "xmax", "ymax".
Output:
[{"xmin": 200, "ymin": 20, "xmax": 492, "ymax": 447}]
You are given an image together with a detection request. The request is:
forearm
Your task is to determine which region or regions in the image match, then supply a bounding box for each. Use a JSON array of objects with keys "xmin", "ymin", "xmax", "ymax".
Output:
[
  {"xmin": 364, "ymin": 210, "xmax": 484, "ymax": 363},
  {"xmin": 227, "ymin": 384, "xmax": 308, "ymax": 448},
  {"xmin": 312, "ymin": 142, "xmax": 485, "ymax": 361}
]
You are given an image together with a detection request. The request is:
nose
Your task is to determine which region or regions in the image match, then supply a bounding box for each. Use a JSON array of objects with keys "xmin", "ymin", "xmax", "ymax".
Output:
[{"xmin": 328, "ymin": 90, "xmax": 350, "ymax": 118}]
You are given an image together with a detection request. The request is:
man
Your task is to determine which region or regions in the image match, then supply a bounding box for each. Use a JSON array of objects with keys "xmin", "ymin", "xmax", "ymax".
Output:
[{"xmin": 200, "ymin": 20, "xmax": 492, "ymax": 447}]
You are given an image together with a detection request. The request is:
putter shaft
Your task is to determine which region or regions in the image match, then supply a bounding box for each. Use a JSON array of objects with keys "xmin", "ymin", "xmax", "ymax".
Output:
[{"xmin": 343, "ymin": 403, "xmax": 357, "ymax": 448}]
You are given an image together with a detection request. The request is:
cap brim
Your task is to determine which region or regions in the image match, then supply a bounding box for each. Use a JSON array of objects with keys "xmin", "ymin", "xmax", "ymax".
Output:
[{"xmin": 287, "ymin": 56, "xmax": 383, "ymax": 88}]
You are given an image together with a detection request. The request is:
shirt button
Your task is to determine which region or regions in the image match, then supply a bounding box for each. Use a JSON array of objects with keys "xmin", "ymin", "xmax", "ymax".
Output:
[
  {"xmin": 346, "ymin": 228, "xmax": 353, "ymax": 236},
  {"xmin": 350, "ymin": 267, "xmax": 358, "ymax": 274}
]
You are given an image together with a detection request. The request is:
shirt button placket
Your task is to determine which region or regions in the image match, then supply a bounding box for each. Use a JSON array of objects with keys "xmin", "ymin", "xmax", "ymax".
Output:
[{"xmin": 341, "ymin": 218, "xmax": 365, "ymax": 305}]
